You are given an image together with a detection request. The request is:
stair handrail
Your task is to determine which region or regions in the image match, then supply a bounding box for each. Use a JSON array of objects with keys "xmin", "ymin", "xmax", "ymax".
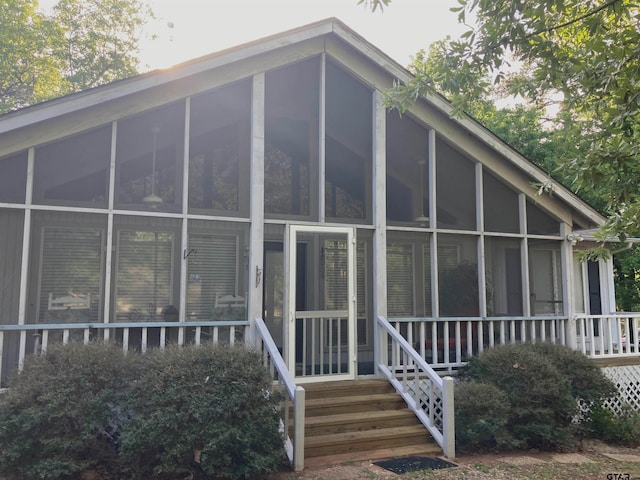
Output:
[
  {"xmin": 376, "ymin": 315, "xmax": 455, "ymax": 459},
  {"xmin": 254, "ymin": 318, "xmax": 305, "ymax": 471}
]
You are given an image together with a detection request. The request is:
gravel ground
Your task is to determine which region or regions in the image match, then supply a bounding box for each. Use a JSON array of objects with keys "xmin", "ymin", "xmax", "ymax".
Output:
[{"xmin": 266, "ymin": 440, "xmax": 640, "ymax": 480}]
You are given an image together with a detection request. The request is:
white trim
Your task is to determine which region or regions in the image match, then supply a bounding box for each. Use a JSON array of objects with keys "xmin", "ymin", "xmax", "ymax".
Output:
[
  {"xmin": 248, "ymin": 73, "xmax": 266, "ymax": 339},
  {"xmin": 179, "ymin": 99, "xmax": 191, "ymax": 325},
  {"xmin": 428, "ymin": 129, "xmax": 437, "ymax": 229},
  {"xmin": 318, "ymin": 53, "xmax": 326, "ymax": 223},
  {"xmin": 372, "ymin": 90, "xmax": 387, "ymax": 373},
  {"xmin": 103, "ymin": 122, "xmax": 117, "ymax": 335},
  {"xmin": 475, "ymin": 162, "xmax": 483, "ymax": 232},
  {"xmin": 286, "ymin": 224, "xmax": 356, "ymax": 382}
]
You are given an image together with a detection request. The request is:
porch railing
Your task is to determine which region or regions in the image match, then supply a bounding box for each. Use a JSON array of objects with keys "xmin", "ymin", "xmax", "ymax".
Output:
[
  {"xmin": 0, "ymin": 320, "xmax": 248, "ymax": 384},
  {"xmin": 254, "ymin": 318, "xmax": 305, "ymax": 472},
  {"xmin": 575, "ymin": 313, "xmax": 640, "ymax": 358},
  {"xmin": 389, "ymin": 315, "xmax": 571, "ymax": 372},
  {"xmin": 376, "ymin": 315, "xmax": 455, "ymax": 459},
  {"xmin": 295, "ymin": 310, "xmax": 350, "ymax": 378}
]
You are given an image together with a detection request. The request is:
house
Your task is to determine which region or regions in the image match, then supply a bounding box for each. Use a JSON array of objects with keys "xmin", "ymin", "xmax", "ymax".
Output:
[{"xmin": 1, "ymin": 18, "xmax": 639, "ymax": 468}]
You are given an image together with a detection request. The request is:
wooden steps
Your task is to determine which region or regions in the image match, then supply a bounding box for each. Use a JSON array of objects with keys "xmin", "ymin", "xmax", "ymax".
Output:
[{"xmin": 299, "ymin": 379, "xmax": 441, "ymax": 461}]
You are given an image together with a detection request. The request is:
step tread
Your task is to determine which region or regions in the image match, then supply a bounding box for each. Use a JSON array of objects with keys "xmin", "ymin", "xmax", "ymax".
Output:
[
  {"xmin": 302, "ymin": 379, "xmax": 391, "ymax": 390},
  {"xmin": 305, "ymin": 424, "xmax": 430, "ymax": 448},
  {"xmin": 305, "ymin": 392, "xmax": 402, "ymax": 407},
  {"xmin": 305, "ymin": 408, "xmax": 416, "ymax": 427},
  {"xmin": 304, "ymin": 444, "xmax": 445, "ymax": 470},
  {"xmin": 302, "ymin": 380, "xmax": 395, "ymax": 398}
]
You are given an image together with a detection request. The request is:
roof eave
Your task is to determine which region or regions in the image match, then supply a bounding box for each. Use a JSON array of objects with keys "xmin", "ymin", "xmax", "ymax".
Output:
[{"xmin": 0, "ymin": 18, "xmax": 336, "ymax": 136}]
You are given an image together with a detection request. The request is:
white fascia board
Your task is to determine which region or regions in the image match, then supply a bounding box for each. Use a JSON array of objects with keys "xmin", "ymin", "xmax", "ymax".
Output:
[
  {"xmin": 572, "ymin": 228, "xmax": 640, "ymax": 243},
  {"xmin": 0, "ymin": 21, "xmax": 335, "ymax": 136},
  {"xmin": 331, "ymin": 23, "xmax": 606, "ymax": 228}
]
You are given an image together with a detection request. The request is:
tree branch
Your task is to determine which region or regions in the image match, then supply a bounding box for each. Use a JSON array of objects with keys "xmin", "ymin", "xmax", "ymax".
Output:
[{"xmin": 523, "ymin": 0, "xmax": 624, "ymax": 40}]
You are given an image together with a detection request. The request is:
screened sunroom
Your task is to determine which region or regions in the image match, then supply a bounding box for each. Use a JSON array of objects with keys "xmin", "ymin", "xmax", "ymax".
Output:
[{"xmin": 0, "ymin": 19, "xmax": 633, "ymax": 390}]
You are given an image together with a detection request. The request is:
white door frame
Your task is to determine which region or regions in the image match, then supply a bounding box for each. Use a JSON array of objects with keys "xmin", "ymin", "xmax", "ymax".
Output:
[{"xmin": 284, "ymin": 224, "xmax": 356, "ymax": 382}]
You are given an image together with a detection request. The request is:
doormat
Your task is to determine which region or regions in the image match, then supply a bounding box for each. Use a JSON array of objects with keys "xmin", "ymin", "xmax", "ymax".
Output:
[{"xmin": 373, "ymin": 456, "xmax": 457, "ymax": 474}]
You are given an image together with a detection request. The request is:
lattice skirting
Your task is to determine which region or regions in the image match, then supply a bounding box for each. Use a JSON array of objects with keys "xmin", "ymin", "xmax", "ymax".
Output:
[{"xmin": 602, "ymin": 365, "xmax": 640, "ymax": 415}]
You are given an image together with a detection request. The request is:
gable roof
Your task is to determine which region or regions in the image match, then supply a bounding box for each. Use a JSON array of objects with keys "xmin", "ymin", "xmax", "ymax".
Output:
[{"xmin": 0, "ymin": 17, "xmax": 605, "ymax": 228}]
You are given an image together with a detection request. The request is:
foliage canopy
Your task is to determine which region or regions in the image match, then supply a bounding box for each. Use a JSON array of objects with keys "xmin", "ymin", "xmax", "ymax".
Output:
[{"xmin": 0, "ymin": 0, "xmax": 153, "ymax": 114}]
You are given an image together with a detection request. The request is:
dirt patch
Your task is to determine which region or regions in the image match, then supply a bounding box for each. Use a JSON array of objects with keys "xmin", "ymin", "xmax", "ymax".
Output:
[{"xmin": 267, "ymin": 440, "xmax": 640, "ymax": 480}]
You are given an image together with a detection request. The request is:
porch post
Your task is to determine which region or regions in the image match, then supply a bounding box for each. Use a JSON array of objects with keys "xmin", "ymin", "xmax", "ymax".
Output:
[
  {"xmin": 17, "ymin": 148, "xmax": 34, "ymax": 369},
  {"xmin": 561, "ymin": 223, "xmax": 577, "ymax": 350},
  {"xmin": 178, "ymin": 98, "xmax": 191, "ymax": 344},
  {"xmin": 247, "ymin": 73, "xmax": 265, "ymax": 344},
  {"xmin": 372, "ymin": 90, "xmax": 387, "ymax": 374}
]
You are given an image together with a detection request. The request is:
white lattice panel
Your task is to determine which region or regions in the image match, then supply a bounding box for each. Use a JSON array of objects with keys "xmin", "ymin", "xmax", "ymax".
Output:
[{"xmin": 602, "ymin": 365, "xmax": 640, "ymax": 415}]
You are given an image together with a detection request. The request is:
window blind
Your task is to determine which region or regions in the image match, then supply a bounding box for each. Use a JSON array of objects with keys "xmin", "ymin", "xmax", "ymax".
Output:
[
  {"xmin": 39, "ymin": 227, "xmax": 103, "ymax": 324},
  {"xmin": 115, "ymin": 231, "xmax": 173, "ymax": 321},
  {"xmin": 323, "ymin": 238, "xmax": 367, "ymax": 346},
  {"xmin": 186, "ymin": 234, "xmax": 238, "ymax": 320},
  {"xmin": 386, "ymin": 243, "xmax": 414, "ymax": 317},
  {"xmin": 323, "ymin": 239, "xmax": 348, "ymax": 311}
]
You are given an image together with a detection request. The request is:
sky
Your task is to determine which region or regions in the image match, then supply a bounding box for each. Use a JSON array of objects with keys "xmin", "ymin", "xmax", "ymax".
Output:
[{"xmin": 137, "ymin": 0, "xmax": 468, "ymax": 71}]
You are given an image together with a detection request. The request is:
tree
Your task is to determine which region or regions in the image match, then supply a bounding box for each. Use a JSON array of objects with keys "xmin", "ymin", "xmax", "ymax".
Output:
[
  {"xmin": 0, "ymin": 0, "xmax": 63, "ymax": 112},
  {"xmin": 52, "ymin": 0, "xmax": 151, "ymax": 92},
  {"xmin": 0, "ymin": 0, "xmax": 153, "ymax": 114},
  {"xmin": 383, "ymin": 0, "xmax": 640, "ymax": 241}
]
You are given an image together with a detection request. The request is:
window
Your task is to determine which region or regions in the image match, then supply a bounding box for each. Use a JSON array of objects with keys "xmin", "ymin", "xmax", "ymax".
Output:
[
  {"xmin": 572, "ymin": 254, "xmax": 586, "ymax": 314},
  {"xmin": 436, "ymin": 137, "xmax": 476, "ymax": 230},
  {"xmin": 189, "ymin": 80, "xmax": 251, "ymax": 215},
  {"xmin": 115, "ymin": 230, "xmax": 174, "ymax": 321},
  {"xmin": 386, "ymin": 111, "xmax": 430, "ymax": 225},
  {"xmin": 387, "ymin": 243, "xmax": 415, "ymax": 317},
  {"xmin": 424, "ymin": 241, "xmax": 459, "ymax": 317},
  {"xmin": 485, "ymin": 237, "xmax": 523, "ymax": 316},
  {"xmin": 34, "ymin": 126, "xmax": 111, "ymax": 207},
  {"xmin": 1, "ymin": 209, "xmax": 24, "ymax": 325},
  {"xmin": 0, "ymin": 152, "xmax": 27, "ymax": 203},
  {"xmin": 323, "ymin": 239, "xmax": 349, "ymax": 311},
  {"xmin": 527, "ymin": 201, "xmax": 560, "ymax": 235},
  {"xmin": 438, "ymin": 234, "xmax": 478, "ymax": 317},
  {"xmin": 528, "ymin": 241, "xmax": 563, "ymax": 315},
  {"xmin": 116, "ymin": 101, "xmax": 185, "ymax": 212},
  {"xmin": 186, "ymin": 233, "xmax": 240, "ymax": 321},
  {"xmin": 483, "ymin": 172, "xmax": 519, "ymax": 233},
  {"xmin": 37, "ymin": 225, "xmax": 104, "ymax": 324},
  {"xmin": 322, "ymin": 238, "xmax": 368, "ymax": 347},
  {"xmin": 325, "ymin": 60, "xmax": 372, "ymax": 222},
  {"xmin": 265, "ymin": 58, "xmax": 320, "ymax": 218}
]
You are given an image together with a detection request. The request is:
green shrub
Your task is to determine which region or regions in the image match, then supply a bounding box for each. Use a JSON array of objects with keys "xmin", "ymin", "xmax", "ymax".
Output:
[
  {"xmin": 588, "ymin": 405, "xmax": 640, "ymax": 446},
  {"xmin": 463, "ymin": 342, "xmax": 616, "ymax": 451},
  {"xmin": 0, "ymin": 342, "xmax": 135, "ymax": 480},
  {"xmin": 0, "ymin": 342, "xmax": 285, "ymax": 480},
  {"xmin": 526, "ymin": 343, "xmax": 617, "ymax": 407},
  {"xmin": 120, "ymin": 344, "xmax": 284, "ymax": 479},
  {"xmin": 455, "ymin": 382, "xmax": 516, "ymax": 451}
]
